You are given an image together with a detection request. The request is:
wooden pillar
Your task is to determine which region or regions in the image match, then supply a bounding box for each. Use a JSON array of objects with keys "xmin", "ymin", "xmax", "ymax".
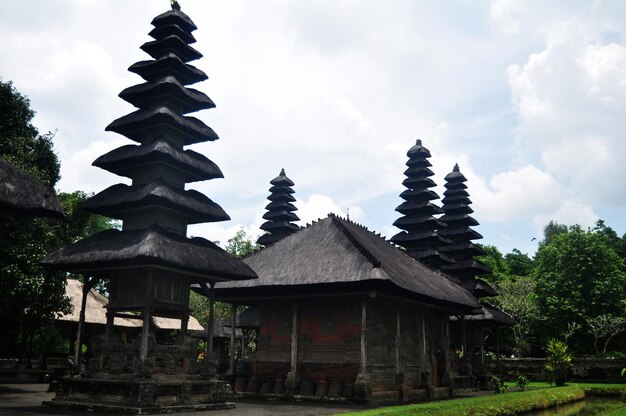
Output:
[
  {"xmin": 226, "ymin": 303, "xmax": 238, "ymax": 376},
  {"xmin": 395, "ymin": 304, "xmax": 401, "ymax": 375},
  {"xmin": 360, "ymin": 298, "xmax": 367, "ymax": 375},
  {"xmin": 444, "ymin": 317, "xmax": 451, "ymax": 373},
  {"xmin": 495, "ymin": 328, "xmax": 500, "ymax": 367},
  {"xmin": 181, "ymin": 313, "xmax": 189, "ymax": 337},
  {"xmin": 285, "ymin": 301, "xmax": 300, "ymax": 395},
  {"xmin": 140, "ymin": 308, "xmax": 151, "ymax": 362},
  {"xmin": 203, "ymin": 283, "xmax": 215, "ymax": 360},
  {"xmin": 290, "ymin": 301, "xmax": 299, "ymax": 374},
  {"xmin": 480, "ymin": 326, "xmax": 485, "ymax": 365},
  {"xmin": 75, "ymin": 277, "xmax": 96, "ymax": 370},
  {"xmin": 105, "ymin": 312, "xmax": 114, "ymax": 342},
  {"xmin": 461, "ymin": 315, "xmax": 467, "ymax": 354}
]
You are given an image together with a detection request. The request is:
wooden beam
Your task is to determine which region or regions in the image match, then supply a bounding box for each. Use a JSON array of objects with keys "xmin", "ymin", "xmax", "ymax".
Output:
[
  {"xmin": 226, "ymin": 303, "xmax": 237, "ymax": 376},
  {"xmin": 360, "ymin": 298, "xmax": 367, "ymax": 375},
  {"xmin": 140, "ymin": 308, "xmax": 151, "ymax": 362},
  {"xmin": 74, "ymin": 277, "xmax": 98, "ymax": 371},
  {"xmin": 395, "ymin": 304, "xmax": 401, "ymax": 375}
]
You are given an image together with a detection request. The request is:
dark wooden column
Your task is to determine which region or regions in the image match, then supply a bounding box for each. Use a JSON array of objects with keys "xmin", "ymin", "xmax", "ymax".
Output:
[
  {"xmin": 74, "ymin": 277, "xmax": 97, "ymax": 371},
  {"xmin": 201, "ymin": 283, "xmax": 216, "ymax": 360},
  {"xmin": 226, "ymin": 303, "xmax": 238, "ymax": 377},
  {"xmin": 395, "ymin": 304, "xmax": 401, "ymax": 376},
  {"xmin": 285, "ymin": 301, "xmax": 300, "ymax": 395},
  {"xmin": 355, "ymin": 297, "xmax": 370, "ymax": 399}
]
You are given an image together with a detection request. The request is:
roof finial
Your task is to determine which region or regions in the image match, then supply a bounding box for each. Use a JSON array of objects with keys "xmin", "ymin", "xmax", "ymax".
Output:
[
  {"xmin": 453, "ymin": 163, "xmax": 459, "ymax": 172},
  {"xmin": 171, "ymin": 0, "xmax": 181, "ymax": 10},
  {"xmin": 416, "ymin": 139, "xmax": 422, "ymax": 145},
  {"xmin": 347, "ymin": 208, "xmax": 350, "ymax": 221},
  {"xmin": 280, "ymin": 168, "xmax": 286, "ymax": 176}
]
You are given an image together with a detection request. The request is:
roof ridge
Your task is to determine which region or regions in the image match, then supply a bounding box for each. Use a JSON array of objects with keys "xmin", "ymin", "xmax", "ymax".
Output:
[{"xmin": 330, "ymin": 215, "xmax": 381, "ymax": 268}]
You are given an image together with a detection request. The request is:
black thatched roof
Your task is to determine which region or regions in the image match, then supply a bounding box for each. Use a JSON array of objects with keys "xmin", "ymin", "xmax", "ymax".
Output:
[
  {"xmin": 42, "ymin": 225, "xmax": 257, "ymax": 282},
  {"xmin": 257, "ymin": 169, "xmax": 300, "ymax": 247},
  {"xmin": 0, "ymin": 157, "xmax": 64, "ymax": 219},
  {"xmin": 149, "ymin": 24, "xmax": 196, "ymax": 44},
  {"xmin": 151, "ymin": 7, "xmax": 197, "ymax": 33},
  {"xmin": 141, "ymin": 35, "xmax": 202, "ymax": 62},
  {"xmin": 452, "ymin": 305, "xmax": 514, "ymax": 326},
  {"xmin": 129, "ymin": 53, "xmax": 207, "ymax": 85},
  {"xmin": 106, "ymin": 106, "xmax": 218, "ymax": 145},
  {"xmin": 82, "ymin": 179, "xmax": 229, "ymax": 224},
  {"xmin": 119, "ymin": 76, "xmax": 215, "ymax": 114},
  {"xmin": 218, "ymin": 215, "xmax": 480, "ymax": 311},
  {"xmin": 93, "ymin": 140, "xmax": 223, "ymax": 182}
]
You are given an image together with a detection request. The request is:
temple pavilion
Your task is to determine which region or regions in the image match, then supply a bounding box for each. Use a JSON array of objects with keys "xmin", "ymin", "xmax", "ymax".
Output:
[
  {"xmin": 213, "ymin": 214, "xmax": 481, "ymax": 404},
  {"xmin": 42, "ymin": 4, "xmax": 256, "ymax": 413}
]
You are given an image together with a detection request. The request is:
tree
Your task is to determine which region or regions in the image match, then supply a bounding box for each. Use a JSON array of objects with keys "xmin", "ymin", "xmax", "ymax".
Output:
[
  {"xmin": 478, "ymin": 245, "xmax": 508, "ymax": 284},
  {"xmin": 0, "ymin": 80, "xmax": 72, "ymax": 359},
  {"xmin": 493, "ymin": 276, "xmax": 540, "ymax": 357},
  {"xmin": 542, "ymin": 220, "xmax": 568, "ymax": 244},
  {"xmin": 586, "ymin": 314, "xmax": 626, "ymax": 355},
  {"xmin": 504, "ymin": 249, "xmax": 533, "ymax": 277},
  {"xmin": 225, "ymin": 228, "xmax": 260, "ymax": 259},
  {"xmin": 533, "ymin": 225, "xmax": 626, "ymax": 353}
]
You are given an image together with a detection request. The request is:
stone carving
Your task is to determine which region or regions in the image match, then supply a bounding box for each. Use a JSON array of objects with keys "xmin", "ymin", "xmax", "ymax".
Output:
[
  {"xmin": 105, "ymin": 344, "xmax": 127, "ymax": 374},
  {"xmin": 165, "ymin": 346, "xmax": 180, "ymax": 375}
]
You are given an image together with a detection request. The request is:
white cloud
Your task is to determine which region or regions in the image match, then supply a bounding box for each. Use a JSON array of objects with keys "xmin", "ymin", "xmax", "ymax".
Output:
[
  {"xmin": 531, "ymin": 199, "xmax": 598, "ymax": 236},
  {"xmin": 491, "ymin": 0, "xmax": 526, "ymax": 34}
]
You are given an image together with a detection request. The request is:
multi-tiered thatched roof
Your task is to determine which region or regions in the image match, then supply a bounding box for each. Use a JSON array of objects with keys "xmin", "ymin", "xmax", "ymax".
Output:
[
  {"xmin": 438, "ymin": 164, "xmax": 495, "ymax": 297},
  {"xmin": 391, "ymin": 140, "xmax": 452, "ymax": 267},
  {"xmin": 257, "ymin": 168, "xmax": 300, "ymax": 247},
  {"xmin": 43, "ymin": 6, "xmax": 256, "ymax": 296}
]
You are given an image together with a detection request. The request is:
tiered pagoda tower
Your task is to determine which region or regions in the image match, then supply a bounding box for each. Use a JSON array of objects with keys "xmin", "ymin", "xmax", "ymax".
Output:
[
  {"xmin": 43, "ymin": 4, "xmax": 256, "ymax": 412},
  {"xmin": 438, "ymin": 164, "xmax": 494, "ymax": 297},
  {"xmin": 257, "ymin": 168, "xmax": 300, "ymax": 247},
  {"xmin": 391, "ymin": 140, "xmax": 452, "ymax": 267}
]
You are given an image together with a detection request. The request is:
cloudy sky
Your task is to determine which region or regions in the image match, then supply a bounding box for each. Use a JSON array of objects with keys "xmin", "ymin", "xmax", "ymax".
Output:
[{"xmin": 2, "ymin": 0, "xmax": 626, "ymax": 255}]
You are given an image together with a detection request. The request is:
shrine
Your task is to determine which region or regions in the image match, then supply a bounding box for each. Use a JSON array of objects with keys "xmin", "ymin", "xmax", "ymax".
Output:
[{"xmin": 41, "ymin": 4, "xmax": 256, "ymax": 413}]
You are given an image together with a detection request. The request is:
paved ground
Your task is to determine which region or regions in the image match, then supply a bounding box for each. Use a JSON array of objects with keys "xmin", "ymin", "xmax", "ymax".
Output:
[{"xmin": 0, "ymin": 384, "xmax": 367, "ymax": 416}]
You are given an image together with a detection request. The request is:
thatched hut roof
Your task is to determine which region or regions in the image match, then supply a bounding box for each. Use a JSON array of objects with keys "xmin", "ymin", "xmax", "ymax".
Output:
[
  {"xmin": 61, "ymin": 279, "xmax": 204, "ymax": 330},
  {"xmin": 43, "ymin": 225, "xmax": 258, "ymax": 282},
  {"xmin": 119, "ymin": 76, "xmax": 214, "ymax": 114},
  {"xmin": 0, "ymin": 157, "xmax": 64, "ymax": 219},
  {"xmin": 216, "ymin": 214, "xmax": 480, "ymax": 311},
  {"xmin": 451, "ymin": 305, "xmax": 514, "ymax": 326}
]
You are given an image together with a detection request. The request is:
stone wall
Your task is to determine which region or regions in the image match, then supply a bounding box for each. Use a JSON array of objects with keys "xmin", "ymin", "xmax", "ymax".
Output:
[{"xmin": 490, "ymin": 358, "xmax": 626, "ymax": 383}]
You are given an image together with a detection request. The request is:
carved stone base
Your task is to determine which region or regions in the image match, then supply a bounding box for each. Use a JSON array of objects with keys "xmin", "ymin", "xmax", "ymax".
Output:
[
  {"xmin": 44, "ymin": 377, "xmax": 233, "ymax": 414},
  {"xmin": 284, "ymin": 371, "xmax": 297, "ymax": 397}
]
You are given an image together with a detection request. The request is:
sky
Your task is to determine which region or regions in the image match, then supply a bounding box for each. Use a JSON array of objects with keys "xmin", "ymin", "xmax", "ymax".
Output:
[{"xmin": 1, "ymin": 0, "xmax": 626, "ymax": 256}]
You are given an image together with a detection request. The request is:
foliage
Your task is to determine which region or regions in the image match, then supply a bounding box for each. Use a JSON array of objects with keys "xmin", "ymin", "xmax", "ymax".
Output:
[
  {"xmin": 587, "ymin": 315, "xmax": 626, "ymax": 355},
  {"xmin": 225, "ymin": 228, "xmax": 260, "ymax": 259},
  {"xmin": 504, "ymin": 248, "xmax": 534, "ymax": 276},
  {"xmin": 492, "ymin": 276, "xmax": 540, "ymax": 357},
  {"xmin": 562, "ymin": 322, "xmax": 582, "ymax": 344},
  {"xmin": 533, "ymin": 225, "xmax": 626, "ymax": 353},
  {"xmin": 542, "ymin": 220, "xmax": 568, "ymax": 245},
  {"xmin": 545, "ymin": 339, "xmax": 572, "ymax": 386},
  {"xmin": 339, "ymin": 385, "xmax": 586, "ymax": 416},
  {"xmin": 514, "ymin": 372, "xmax": 530, "ymax": 390},
  {"xmin": 491, "ymin": 375, "xmax": 508, "ymax": 394}
]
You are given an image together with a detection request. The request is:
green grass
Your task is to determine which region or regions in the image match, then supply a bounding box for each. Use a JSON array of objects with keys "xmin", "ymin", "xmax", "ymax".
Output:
[{"xmin": 337, "ymin": 384, "xmax": 626, "ymax": 416}]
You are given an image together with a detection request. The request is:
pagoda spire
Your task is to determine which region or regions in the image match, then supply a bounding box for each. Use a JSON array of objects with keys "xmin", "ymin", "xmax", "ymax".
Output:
[
  {"xmin": 257, "ymin": 168, "xmax": 300, "ymax": 246},
  {"xmin": 438, "ymin": 163, "xmax": 495, "ymax": 297},
  {"xmin": 43, "ymin": 3, "xmax": 256, "ymax": 371},
  {"xmin": 391, "ymin": 139, "xmax": 453, "ymax": 267}
]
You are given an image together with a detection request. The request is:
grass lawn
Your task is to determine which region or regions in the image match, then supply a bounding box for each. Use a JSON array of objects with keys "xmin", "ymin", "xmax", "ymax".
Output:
[{"xmin": 337, "ymin": 383, "xmax": 626, "ymax": 416}]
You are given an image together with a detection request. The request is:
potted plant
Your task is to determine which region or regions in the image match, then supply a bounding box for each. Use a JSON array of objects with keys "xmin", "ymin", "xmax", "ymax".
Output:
[{"xmin": 545, "ymin": 339, "xmax": 572, "ymax": 387}]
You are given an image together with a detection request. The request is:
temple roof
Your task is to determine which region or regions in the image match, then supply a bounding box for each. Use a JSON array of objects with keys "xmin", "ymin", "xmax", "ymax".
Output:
[
  {"xmin": 451, "ymin": 305, "xmax": 513, "ymax": 326},
  {"xmin": 141, "ymin": 35, "xmax": 202, "ymax": 62},
  {"xmin": 106, "ymin": 106, "xmax": 218, "ymax": 145},
  {"xmin": 218, "ymin": 214, "xmax": 480, "ymax": 311},
  {"xmin": 0, "ymin": 157, "xmax": 64, "ymax": 219},
  {"xmin": 129, "ymin": 54, "xmax": 208, "ymax": 85},
  {"xmin": 119, "ymin": 76, "xmax": 215, "ymax": 114},
  {"xmin": 83, "ymin": 180, "xmax": 229, "ymax": 224},
  {"xmin": 42, "ymin": 225, "xmax": 257, "ymax": 282},
  {"xmin": 257, "ymin": 168, "xmax": 300, "ymax": 247},
  {"xmin": 151, "ymin": 7, "xmax": 197, "ymax": 33},
  {"xmin": 93, "ymin": 140, "xmax": 223, "ymax": 182}
]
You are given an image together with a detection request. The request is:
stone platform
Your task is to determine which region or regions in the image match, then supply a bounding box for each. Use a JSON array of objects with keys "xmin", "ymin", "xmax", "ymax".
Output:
[{"xmin": 44, "ymin": 377, "xmax": 233, "ymax": 414}]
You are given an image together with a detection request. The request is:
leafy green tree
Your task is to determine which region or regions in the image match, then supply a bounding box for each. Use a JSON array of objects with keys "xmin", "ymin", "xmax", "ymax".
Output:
[
  {"xmin": 542, "ymin": 220, "xmax": 568, "ymax": 245},
  {"xmin": 533, "ymin": 225, "xmax": 626, "ymax": 353},
  {"xmin": 0, "ymin": 80, "xmax": 70, "ymax": 359},
  {"xmin": 504, "ymin": 248, "xmax": 533, "ymax": 277},
  {"xmin": 493, "ymin": 276, "xmax": 540, "ymax": 357},
  {"xmin": 478, "ymin": 245, "xmax": 508, "ymax": 284},
  {"xmin": 225, "ymin": 228, "xmax": 260, "ymax": 259}
]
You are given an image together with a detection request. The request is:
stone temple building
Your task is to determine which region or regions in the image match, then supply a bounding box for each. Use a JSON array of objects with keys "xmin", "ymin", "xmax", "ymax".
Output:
[{"xmin": 42, "ymin": 4, "xmax": 256, "ymax": 413}]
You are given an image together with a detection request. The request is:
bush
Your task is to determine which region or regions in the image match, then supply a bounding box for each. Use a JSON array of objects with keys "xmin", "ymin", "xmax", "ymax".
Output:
[
  {"xmin": 515, "ymin": 372, "xmax": 529, "ymax": 390},
  {"xmin": 545, "ymin": 339, "xmax": 572, "ymax": 386},
  {"xmin": 491, "ymin": 375, "xmax": 508, "ymax": 394}
]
